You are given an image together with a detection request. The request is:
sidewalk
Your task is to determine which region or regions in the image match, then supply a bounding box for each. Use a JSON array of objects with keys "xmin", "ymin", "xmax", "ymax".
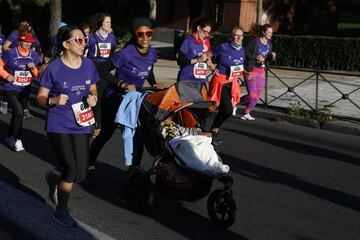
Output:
[{"xmin": 151, "ymin": 41, "xmax": 360, "ymax": 136}]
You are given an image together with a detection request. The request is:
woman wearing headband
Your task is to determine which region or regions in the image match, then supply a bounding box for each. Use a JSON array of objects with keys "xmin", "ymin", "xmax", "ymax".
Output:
[{"xmin": 0, "ymin": 32, "xmax": 40, "ymax": 151}]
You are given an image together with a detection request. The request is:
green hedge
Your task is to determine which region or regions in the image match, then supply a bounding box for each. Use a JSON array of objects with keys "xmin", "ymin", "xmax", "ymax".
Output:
[{"xmin": 203, "ymin": 33, "xmax": 360, "ymax": 72}]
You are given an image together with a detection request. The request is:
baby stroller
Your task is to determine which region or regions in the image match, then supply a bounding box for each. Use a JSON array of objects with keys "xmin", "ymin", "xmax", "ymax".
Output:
[{"xmin": 122, "ymin": 81, "xmax": 236, "ymax": 228}]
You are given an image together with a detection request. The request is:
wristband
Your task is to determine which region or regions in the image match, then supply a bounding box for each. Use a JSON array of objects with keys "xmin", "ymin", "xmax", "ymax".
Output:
[{"xmin": 48, "ymin": 97, "xmax": 54, "ymax": 106}]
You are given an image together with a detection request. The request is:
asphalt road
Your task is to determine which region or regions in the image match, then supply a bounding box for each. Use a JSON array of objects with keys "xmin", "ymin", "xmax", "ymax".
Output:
[{"xmin": 0, "ymin": 101, "xmax": 359, "ymax": 240}]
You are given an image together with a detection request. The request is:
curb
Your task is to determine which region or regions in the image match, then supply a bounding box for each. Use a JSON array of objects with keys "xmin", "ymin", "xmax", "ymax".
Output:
[{"xmin": 233, "ymin": 106, "xmax": 360, "ymax": 136}]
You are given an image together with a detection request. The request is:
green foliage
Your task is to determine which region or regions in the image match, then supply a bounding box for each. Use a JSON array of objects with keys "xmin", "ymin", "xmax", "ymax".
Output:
[
  {"xmin": 288, "ymin": 101, "xmax": 333, "ymax": 124},
  {"xmin": 288, "ymin": 102, "xmax": 302, "ymax": 117},
  {"xmin": 209, "ymin": 32, "xmax": 360, "ymax": 72},
  {"xmin": 33, "ymin": 0, "xmax": 49, "ymax": 7}
]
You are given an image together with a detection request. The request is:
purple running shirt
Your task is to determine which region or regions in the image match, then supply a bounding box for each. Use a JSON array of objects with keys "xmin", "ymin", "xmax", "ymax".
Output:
[{"xmin": 39, "ymin": 56, "xmax": 100, "ymax": 134}]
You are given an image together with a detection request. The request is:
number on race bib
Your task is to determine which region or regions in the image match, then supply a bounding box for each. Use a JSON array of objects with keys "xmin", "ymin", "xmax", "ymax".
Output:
[
  {"xmin": 71, "ymin": 102, "xmax": 95, "ymax": 127},
  {"xmin": 13, "ymin": 71, "xmax": 32, "ymax": 86},
  {"xmin": 193, "ymin": 62, "xmax": 208, "ymax": 79}
]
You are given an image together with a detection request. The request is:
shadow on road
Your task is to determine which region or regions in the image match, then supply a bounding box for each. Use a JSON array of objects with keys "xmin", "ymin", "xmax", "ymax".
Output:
[
  {"xmin": 226, "ymin": 128, "xmax": 360, "ymax": 167},
  {"xmin": 80, "ymin": 161, "xmax": 246, "ymax": 240},
  {"xmin": 219, "ymin": 152, "xmax": 360, "ymax": 213}
]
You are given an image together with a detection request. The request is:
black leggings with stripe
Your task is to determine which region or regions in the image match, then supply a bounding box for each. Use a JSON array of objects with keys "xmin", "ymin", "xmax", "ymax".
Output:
[{"xmin": 47, "ymin": 133, "xmax": 90, "ymax": 183}]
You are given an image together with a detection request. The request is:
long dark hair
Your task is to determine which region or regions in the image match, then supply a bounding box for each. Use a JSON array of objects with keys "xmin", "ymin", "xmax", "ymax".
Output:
[
  {"xmin": 249, "ymin": 23, "xmax": 272, "ymax": 38},
  {"xmin": 191, "ymin": 17, "xmax": 213, "ymax": 33},
  {"xmin": 56, "ymin": 25, "xmax": 80, "ymax": 57},
  {"xmin": 88, "ymin": 12, "xmax": 111, "ymax": 32}
]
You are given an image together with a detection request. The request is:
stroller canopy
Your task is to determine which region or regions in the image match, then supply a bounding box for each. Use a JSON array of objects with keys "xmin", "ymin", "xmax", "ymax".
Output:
[{"xmin": 143, "ymin": 81, "xmax": 216, "ymax": 121}]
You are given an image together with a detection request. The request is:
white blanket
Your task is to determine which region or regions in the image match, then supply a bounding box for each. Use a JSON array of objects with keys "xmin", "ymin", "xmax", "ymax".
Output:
[{"xmin": 169, "ymin": 135, "xmax": 230, "ymax": 175}]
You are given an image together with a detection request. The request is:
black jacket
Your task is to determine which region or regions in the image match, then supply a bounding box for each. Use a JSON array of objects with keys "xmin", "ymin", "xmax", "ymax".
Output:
[{"xmin": 244, "ymin": 37, "xmax": 273, "ymax": 72}]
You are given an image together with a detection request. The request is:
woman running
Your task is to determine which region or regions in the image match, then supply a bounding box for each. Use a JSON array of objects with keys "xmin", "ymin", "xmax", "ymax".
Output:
[
  {"xmin": 86, "ymin": 18, "xmax": 162, "ymax": 183},
  {"xmin": 241, "ymin": 24, "xmax": 276, "ymax": 120},
  {"xmin": 87, "ymin": 12, "xmax": 118, "ymax": 136},
  {"xmin": 208, "ymin": 27, "xmax": 245, "ymax": 144},
  {"xmin": 2, "ymin": 21, "xmax": 41, "ymax": 119},
  {"xmin": 0, "ymin": 32, "xmax": 40, "ymax": 151},
  {"xmin": 36, "ymin": 25, "xmax": 99, "ymax": 227},
  {"xmin": 177, "ymin": 17, "xmax": 214, "ymax": 83}
]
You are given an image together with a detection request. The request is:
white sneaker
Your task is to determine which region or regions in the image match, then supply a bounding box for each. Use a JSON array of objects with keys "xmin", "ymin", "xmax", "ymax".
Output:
[
  {"xmin": 232, "ymin": 107, "xmax": 237, "ymax": 116},
  {"xmin": 241, "ymin": 113, "xmax": 255, "ymax": 121},
  {"xmin": 14, "ymin": 139, "xmax": 25, "ymax": 152}
]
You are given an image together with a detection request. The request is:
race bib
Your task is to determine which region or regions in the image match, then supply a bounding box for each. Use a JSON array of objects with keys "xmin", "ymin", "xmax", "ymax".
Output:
[
  {"xmin": 193, "ymin": 62, "xmax": 207, "ymax": 79},
  {"xmin": 229, "ymin": 65, "xmax": 243, "ymax": 80},
  {"xmin": 96, "ymin": 43, "xmax": 111, "ymax": 58},
  {"xmin": 13, "ymin": 71, "xmax": 32, "ymax": 86},
  {"xmin": 71, "ymin": 101, "xmax": 95, "ymax": 127}
]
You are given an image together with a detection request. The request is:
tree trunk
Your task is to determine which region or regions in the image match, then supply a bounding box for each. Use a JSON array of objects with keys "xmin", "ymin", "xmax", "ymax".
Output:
[
  {"xmin": 149, "ymin": 0, "xmax": 156, "ymax": 22},
  {"xmin": 257, "ymin": 0, "xmax": 263, "ymax": 24},
  {"xmin": 49, "ymin": 0, "xmax": 62, "ymax": 38},
  {"xmin": 6, "ymin": 0, "xmax": 22, "ymax": 28}
]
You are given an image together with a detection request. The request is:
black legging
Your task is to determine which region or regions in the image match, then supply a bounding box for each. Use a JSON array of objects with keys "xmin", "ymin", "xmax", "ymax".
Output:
[
  {"xmin": 92, "ymin": 62, "xmax": 112, "ymax": 129},
  {"xmin": 5, "ymin": 90, "xmax": 29, "ymax": 138},
  {"xmin": 212, "ymin": 83, "xmax": 233, "ymax": 129},
  {"xmin": 47, "ymin": 133, "xmax": 90, "ymax": 183},
  {"xmin": 89, "ymin": 97, "xmax": 144, "ymax": 167}
]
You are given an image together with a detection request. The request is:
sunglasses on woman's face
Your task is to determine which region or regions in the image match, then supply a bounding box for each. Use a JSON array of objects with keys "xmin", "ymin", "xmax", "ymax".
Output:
[
  {"xmin": 135, "ymin": 30, "xmax": 154, "ymax": 39},
  {"xmin": 67, "ymin": 36, "xmax": 89, "ymax": 45}
]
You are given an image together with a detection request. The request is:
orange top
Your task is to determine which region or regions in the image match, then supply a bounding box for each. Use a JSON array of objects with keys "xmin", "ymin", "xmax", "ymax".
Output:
[{"xmin": 0, "ymin": 46, "xmax": 39, "ymax": 80}]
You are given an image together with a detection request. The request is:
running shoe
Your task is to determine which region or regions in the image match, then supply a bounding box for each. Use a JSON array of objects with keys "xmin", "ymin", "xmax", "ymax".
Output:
[
  {"xmin": 5, "ymin": 136, "xmax": 15, "ymax": 150},
  {"xmin": 23, "ymin": 109, "xmax": 33, "ymax": 119},
  {"xmin": 211, "ymin": 132, "xmax": 223, "ymax": 146},
  {"xmin": 241, "ymin": 113, "xmax": 255, "ymax": 121},
  {"xmin": 232, "ymin": 106, "xmax": 237, "ymax": 116},
  {"xmin": 45, "ymin": 170, "xmax": 58, "ymax": 205},
  {"xmin": 53, "ymin": 208, "xmax": 77, "ymax": 227},
  {"xmin": 14, "ymin": 139, "xmax": 25, "ymax": 152},
  {"xmin": 0, "ymin": 101, "xmax": 8, "ymax": 114}
]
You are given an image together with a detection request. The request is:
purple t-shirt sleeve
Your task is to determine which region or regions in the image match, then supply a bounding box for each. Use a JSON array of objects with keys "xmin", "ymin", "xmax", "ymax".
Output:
[
  {"xmin": 111, "ymin": 51, "xmax": 127, "ymax": 68},
  {"xmin": 179, "ymin": 38, "xmax": 190, "ymax": 55},
  {"xmin": 111, "ymin": 34, "xmax": 118, "ymax": 51},
  {"xmin": 39, "ymin": 65, "xmax": 53, "ymax": 90},
  {"xmin": 6, "ymin": 31, "xmax": 18, "ymax": 43},
  {"xmin": 89, "ymin": 60, "xmax": 100, "ymax": 84}
]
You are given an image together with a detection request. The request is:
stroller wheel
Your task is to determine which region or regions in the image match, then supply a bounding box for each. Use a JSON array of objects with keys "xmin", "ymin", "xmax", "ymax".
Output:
[
  {"xmin": 123, "ymin": 166, "xmax": 153, "ymax": 213},
  {"xmin": 207, "ymin": 189, "xmax": 236, "ymax": 228}
]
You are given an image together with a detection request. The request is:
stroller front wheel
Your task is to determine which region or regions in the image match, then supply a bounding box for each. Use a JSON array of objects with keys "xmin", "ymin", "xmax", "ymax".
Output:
[
  {"xmin": 123, "ymin": 166, "xmax": 153, "ymax": 213},
  {"xmin": 207, "ymin": 189, "xmax": 236, "ymax": 228}
]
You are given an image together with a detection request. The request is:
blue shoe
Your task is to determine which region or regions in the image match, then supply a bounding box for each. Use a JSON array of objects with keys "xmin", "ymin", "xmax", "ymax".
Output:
[{"xmin": 53, "ymin": 208, "xmax": 77, "ymax": 227}]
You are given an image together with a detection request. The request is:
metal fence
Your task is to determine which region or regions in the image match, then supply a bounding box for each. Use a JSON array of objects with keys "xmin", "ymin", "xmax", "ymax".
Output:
[{"xmin": 261, "ymin": 67, "xmax": 360, "ymax": 120}]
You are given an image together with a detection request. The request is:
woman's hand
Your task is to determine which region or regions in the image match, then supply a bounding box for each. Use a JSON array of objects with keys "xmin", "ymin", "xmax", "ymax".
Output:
[
  {"xmin": 27, "ymin": 62, "xmax": 36, "ymax": 70},
  {"xmin": 87, "ymin": 94, "xmax": 97, "ymax": 107},
  {"xmin": 197, "ymin": 54, "xmax": 208, "ymax": 63},
  {"xmin": 257, "ymin": 55, "xmax": 265, "ymax": 64},
  {"xmin": 119, "ymin": 81, "xmax": 136, "ymax": 91},
  {"xmin": 271, "ymin": 52, "xmax": 276, "ymax": 60},
  {"xmin": 51, "ymin": 94, "xmax": 69, "ymax": 105}
]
